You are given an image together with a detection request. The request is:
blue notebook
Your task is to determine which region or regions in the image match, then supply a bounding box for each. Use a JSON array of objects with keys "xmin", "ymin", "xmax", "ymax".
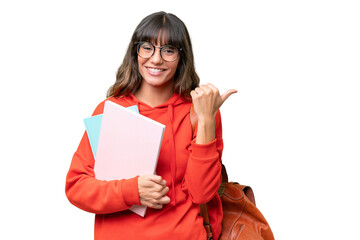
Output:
[{"xmin": 84, "ymin": 105, "xmax": 139, "ymax": 158}]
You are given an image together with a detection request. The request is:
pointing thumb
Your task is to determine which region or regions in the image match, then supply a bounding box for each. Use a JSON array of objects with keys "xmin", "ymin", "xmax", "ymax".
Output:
[{"xmin": 220, "ymin": 89, "xmax": 238, "ymax": 104}]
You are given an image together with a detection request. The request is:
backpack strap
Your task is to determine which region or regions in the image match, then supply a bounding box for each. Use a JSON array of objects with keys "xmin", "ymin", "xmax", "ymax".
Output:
[{"xmin": 200, "ymin": 204, "xmax": 213, "ymax": 240}]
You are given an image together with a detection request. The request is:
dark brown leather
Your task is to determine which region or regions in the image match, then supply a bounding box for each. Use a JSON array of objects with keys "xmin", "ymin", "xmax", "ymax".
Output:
[
  {"xmin": 191, "ymin": 104, "xmax": 274, "ymax": 240},
  {"xmin": 200, "ymin": 204, "xmax": 213, "ymax": 240}
]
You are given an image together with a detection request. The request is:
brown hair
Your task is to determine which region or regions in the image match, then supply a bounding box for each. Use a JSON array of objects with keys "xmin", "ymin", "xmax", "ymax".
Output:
[{"xmin": 107, "ymin": 11, "xmax": 199, "ymax": 100}]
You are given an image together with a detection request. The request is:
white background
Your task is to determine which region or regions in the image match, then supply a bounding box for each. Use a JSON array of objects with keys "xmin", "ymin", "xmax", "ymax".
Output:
[{"xmin": 1, "ymin": 0, "xmax": 359, "ymax": 239}]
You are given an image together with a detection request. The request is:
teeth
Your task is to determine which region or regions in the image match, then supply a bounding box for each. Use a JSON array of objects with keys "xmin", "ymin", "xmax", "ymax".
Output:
[{"xmin": 148, "ymin": 68, "xmax": 164, "ymax": 72}]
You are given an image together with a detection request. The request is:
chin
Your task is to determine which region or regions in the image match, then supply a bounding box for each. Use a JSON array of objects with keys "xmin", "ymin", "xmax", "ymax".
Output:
[{"xmin": 143, "ymin": 76, "xmax": 173, "ymax": 88}]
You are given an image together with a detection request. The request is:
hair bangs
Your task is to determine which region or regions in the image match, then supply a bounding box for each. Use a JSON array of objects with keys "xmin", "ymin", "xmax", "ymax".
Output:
[
  {"xmin": 161, "ymin": 22, "xmax": 184, "ymax": 48},
  {"xmin": 135, "ymin": 20, "xmax": 162, "ymax": 44}
]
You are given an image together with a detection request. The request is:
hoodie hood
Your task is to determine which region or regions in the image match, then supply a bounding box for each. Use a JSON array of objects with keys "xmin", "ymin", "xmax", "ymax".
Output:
[{"xmin": 124, "ymin": 93, "xmax": 186, "ymax": 111}]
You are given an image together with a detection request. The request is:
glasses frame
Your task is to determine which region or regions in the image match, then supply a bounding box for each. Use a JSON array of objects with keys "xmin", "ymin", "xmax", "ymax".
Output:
[{"xmin": 135, "ymin": 42, "xmax": 182, "ymax": 62}]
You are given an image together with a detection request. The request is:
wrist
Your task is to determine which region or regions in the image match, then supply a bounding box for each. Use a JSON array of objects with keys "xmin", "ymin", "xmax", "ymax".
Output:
[{"xmin": 196, "ymin": 117, "xmax": 216, "ymax": 144}]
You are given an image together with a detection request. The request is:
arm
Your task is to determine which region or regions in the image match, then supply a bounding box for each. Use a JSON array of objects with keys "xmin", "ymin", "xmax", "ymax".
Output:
[
  {"xmin": 65, "ymin": 101, "xmax": 170, "ymax": 213},
  {"xmin": 65, "ymin": 101, "xmax": 139, "ymax": 214},
  {"xmin": 183, "ymin": 110, "xmax": 224, "ymax": 204},
  {"xmin": 182, "ymin": 84, "xmax": 237, "ymax": 204},
  {"xmin": 65, "ymin": 130, "xmax": 141, "ymax": 214}
]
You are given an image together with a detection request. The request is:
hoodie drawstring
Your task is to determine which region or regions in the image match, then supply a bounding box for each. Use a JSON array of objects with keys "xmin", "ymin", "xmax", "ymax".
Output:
[
  {"xmin": 167, "ymin": 104, "xmax": 177, "ymax": 206},
  {"xmin": 137, "ymin": 102, "xmax": 140, "ymax": 112}
]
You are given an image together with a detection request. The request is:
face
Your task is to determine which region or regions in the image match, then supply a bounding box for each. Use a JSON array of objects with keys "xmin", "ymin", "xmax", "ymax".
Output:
[{"xmin": 137, "ymin": 40, "xmax": 180, "ymax": 91}]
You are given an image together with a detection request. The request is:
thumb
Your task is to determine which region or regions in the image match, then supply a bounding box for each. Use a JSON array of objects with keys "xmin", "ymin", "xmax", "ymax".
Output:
[{"xmin": 220, "ymin": 89, "xmax": 238, "ymax": 104}]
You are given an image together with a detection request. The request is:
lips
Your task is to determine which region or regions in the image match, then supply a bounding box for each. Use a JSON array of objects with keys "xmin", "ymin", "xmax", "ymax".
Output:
[{"xmin": 146, "ymin": 67, "xmax": 166, "ymax": 75}]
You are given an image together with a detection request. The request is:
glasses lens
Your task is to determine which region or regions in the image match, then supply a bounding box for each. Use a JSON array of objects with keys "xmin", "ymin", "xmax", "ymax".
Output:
[
  {"xmin": 161, "ymin": 45, "xmax": 178, "ymax": 62},
  {"xmin": 138, "ymin": 42, "xmax": 154, "ymax": 59}
]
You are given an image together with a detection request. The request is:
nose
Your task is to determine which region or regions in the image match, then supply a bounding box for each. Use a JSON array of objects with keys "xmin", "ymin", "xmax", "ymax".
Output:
[{"xmin": 150, "ymin": 47, "xmax": 163, "ymax": 64}]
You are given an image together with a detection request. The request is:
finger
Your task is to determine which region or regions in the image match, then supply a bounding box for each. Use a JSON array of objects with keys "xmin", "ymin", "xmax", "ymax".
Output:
[
  {"xmin": 206, "ymin": 83, "xmax": 217, "ymax": 90},
  {"xmin": 152, "ymin": 183, "xmax": 168, "ymax": 194},
  {"xmin": 199, "ymin": 84, "xmax": 212, "ymax": 94},
  {"xmin": 151, "ymin": 192, "xmax": 164, "ymax": 200},
  {"xmin": 149, "ymin": 203, "xmax": 163, "ymax": 209},
  {"xmin": 139, "ymin": 175, "xmax": 156, "ymax": 188},
  {"xmin": 159, "ymin": 186, "xmax": 169, "ymax": 196},
  {"xmin": 149, "ymin": 192, "xmax": 170, "ymax": 205},
  {"xmin": 148, "ymin": 175, "xmax": 167, "ymax": 186},
  {"xmin": 220, "ymin": 89, "xmax": 238, "ymax": 104},
  {"xmin": 158, "ymin": 195, "xmax": 170, "ymax": 204},
  {"xmin": 194, "ymin": 87, "xmax": 204, "ymax": 95},
  {"xmin": 205, "ymin": 83, "xmax": 219, "ymax": 95}
]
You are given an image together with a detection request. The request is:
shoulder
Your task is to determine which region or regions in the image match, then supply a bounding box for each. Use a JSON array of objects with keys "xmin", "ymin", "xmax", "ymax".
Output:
[{"xmin": 91, "ymin": 100, "xmax": 106, "ymax": 116}]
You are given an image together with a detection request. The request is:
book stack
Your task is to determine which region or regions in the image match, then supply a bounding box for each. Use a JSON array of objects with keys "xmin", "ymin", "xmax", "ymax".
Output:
[{"xmin": 84, "ymin": 101, "xmax": 165, "ymax": 217}]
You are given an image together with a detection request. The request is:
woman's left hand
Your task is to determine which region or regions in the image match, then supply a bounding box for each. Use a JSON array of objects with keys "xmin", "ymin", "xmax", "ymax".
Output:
[{"xmin": 190, "ymin": 83, "xmax": 237, "ymax": 121}]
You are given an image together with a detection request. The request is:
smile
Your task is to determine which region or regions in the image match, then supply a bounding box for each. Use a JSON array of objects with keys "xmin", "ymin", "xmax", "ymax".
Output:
[{"xmin": 146, "ymin": 67, "xmax": 166, "ymax": 73}]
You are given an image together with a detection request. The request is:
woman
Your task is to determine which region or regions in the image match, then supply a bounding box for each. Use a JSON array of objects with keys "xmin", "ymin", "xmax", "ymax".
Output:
[{"xmin": 66, "ymin": 11, "xmax": 236, "ymax": 239}]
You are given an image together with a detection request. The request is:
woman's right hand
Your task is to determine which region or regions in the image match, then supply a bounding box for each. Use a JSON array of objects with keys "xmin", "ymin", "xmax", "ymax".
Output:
[{"xmin": 138, "ymin": 174, "xmax": 170, "ymax": 209}]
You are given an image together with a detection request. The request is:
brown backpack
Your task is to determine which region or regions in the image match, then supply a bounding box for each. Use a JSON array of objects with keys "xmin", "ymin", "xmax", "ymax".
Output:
[{"xmin": 190, "ymin": 106, "xmax": 275, "ymax": 240}]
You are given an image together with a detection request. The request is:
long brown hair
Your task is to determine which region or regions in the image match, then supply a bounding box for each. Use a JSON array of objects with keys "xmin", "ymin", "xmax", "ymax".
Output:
[{"xmin": 107, "ymin": 12, "xmax": 199, "ymax": 100}]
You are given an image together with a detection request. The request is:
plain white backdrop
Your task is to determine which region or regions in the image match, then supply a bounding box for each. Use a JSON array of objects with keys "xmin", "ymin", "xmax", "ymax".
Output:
[{"xmin": 1, "ymin": 0, "xmax": 359, "ymax": 239}]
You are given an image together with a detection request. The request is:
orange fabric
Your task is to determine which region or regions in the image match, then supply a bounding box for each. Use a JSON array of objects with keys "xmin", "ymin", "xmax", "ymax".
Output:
[{"xmin": 65, "ymin": 93, "xmax": 223, "ymax": 239}]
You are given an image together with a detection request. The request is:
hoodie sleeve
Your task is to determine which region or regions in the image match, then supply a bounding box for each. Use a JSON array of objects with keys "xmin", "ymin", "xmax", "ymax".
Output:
[
  {"xmin": 182, "ymin": 110, "xmax": 223, "ymax": 204},
  {"xmin": 65, "ymin": 101, "xmax": 141, "ymax": 214}
]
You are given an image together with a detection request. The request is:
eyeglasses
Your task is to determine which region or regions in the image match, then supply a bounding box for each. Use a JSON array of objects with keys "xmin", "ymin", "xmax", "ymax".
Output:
[{"xmin": 136, "ymin": 42, "xmax": 182, "ymax": 62}]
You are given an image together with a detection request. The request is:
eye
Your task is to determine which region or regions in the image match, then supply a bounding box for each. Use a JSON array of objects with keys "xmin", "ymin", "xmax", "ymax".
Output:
[
  {"xmin": 162, "ymin": 46, "xmax": 177, "ymax": 55},
  {"xmin": 140, "ymin": 43, "xmax": 154, "ymax": 52}
]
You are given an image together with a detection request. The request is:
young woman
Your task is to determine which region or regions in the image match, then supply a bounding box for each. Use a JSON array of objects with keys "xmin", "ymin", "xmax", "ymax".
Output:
[{"xmin": 66, "ymin": 11, "xmax": 236, "ymax": 240}]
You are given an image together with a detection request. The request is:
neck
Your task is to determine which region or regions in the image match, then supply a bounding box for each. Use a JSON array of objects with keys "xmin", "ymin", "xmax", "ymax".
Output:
[{"xmin": 134, "ymin": 81, "xmax": 174, "ymax": 107}]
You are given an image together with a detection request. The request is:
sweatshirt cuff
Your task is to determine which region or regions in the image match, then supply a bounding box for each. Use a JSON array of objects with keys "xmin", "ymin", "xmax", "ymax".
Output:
[
  {"xmin": 121, "ymin": 176, "xmax": 141, "ymax": 206},
  {"xmin": 191, "ymin": 139, "xmax": 219, "ymax": 159}
]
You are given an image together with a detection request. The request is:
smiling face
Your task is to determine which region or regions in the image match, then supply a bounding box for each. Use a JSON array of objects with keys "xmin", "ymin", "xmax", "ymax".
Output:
[
  {"xmin": 108, "ymin": 12, "xmax": 198, "ymax": 100},
  {"xmin": 137, "ymin": 39, "xmax": 180, "ymax": 91}
]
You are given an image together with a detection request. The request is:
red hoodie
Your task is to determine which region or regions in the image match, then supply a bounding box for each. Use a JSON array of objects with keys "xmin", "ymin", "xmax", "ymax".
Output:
[{"xmin": 66, "ymin": 93, "xmax": 223, "ymax": 239}]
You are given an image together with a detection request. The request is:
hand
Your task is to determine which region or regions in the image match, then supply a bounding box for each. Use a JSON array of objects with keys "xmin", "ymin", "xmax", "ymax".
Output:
[
  {"xmin": 138, "ymin": 174, "xmax": 170, "ymax": 209},
  {"xmin": 190, "ymin": 83, "xmax": 237, "ymax": 120}
]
